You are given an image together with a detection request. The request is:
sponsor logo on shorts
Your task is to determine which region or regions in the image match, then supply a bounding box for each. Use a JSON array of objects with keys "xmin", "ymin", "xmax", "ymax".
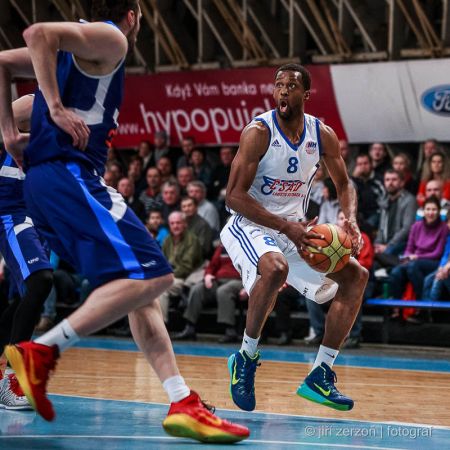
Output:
[
  {"xmin": 302, "ymin": 286, "xmax": 309, "ymax": 296},
  {"xmin": 141, "ymin": 260, "xmax": 157, "ymax": 268},
  {"xmin": 27, "ymin": 257, "xmax": 39, "ymax": 264},
  {"xmin": 261, "ymin": 176, "xmax": 305, "ymax": 197}
]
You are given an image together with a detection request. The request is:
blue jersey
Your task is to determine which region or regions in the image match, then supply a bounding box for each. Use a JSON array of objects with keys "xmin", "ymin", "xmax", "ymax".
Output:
[
  {"xmin": 25, "ymin": 27, "xmax": 124, "ymax": 175},
  {"xmin": 0, "ymin": 149, "xmax": 26, "ymax": 215}
]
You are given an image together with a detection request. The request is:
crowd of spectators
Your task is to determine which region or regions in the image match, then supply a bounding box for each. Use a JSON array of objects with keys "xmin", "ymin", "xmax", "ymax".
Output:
[{"xmin": 1, "ymin": 131, "xmax": 448, "ymax": 345}]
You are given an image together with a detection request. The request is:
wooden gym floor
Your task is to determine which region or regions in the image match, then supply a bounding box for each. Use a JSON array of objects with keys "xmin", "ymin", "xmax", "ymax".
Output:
[{"xmin": 1, "ymin": 337, "xmax": 449, "ymax": 449}]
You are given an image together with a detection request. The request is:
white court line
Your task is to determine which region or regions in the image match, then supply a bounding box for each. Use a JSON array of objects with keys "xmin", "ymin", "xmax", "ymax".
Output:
[
  {"xmin": 51, "ymin": 373, "xmax": 450, "ymax": 390},
  {"xmin": 49, "ymin": 393, "xmax": 450, "ymax": 431},
  {"xmin": 70, "ymin": 346, "xmax": 450, "ymax": 375},
  {"xmin": 0, "ymin": 435, "xmax": 407, "ymax": 449}
]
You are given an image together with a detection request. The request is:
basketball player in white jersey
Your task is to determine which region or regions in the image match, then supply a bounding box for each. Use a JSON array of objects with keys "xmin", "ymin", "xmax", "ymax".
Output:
[{"xmin": 221, "ymin": 63, "xmax": 368, "ymax": 412}]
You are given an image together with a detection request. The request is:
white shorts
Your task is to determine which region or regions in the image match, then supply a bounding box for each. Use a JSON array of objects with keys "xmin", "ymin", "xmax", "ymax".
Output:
[{"xmin": 220, "ymin": 214, "xmax": 339, "ymax": 304}]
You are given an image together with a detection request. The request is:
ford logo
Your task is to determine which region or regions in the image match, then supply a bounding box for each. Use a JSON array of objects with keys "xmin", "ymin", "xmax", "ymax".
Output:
[{"xmin": 421, "ymin": 85, "xmax": 450, "ymax": 116}]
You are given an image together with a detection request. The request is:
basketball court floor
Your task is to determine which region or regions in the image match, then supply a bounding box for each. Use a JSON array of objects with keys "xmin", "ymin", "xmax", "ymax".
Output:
[{"xmin": 1, "ymin": 337, "xmax": 449, "ymax": 449}]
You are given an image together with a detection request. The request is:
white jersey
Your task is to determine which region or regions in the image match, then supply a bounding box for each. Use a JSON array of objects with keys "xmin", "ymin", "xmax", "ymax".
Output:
[{"xmin": 248, "ymin": 110, "xmax": 322, "ymax": 220}]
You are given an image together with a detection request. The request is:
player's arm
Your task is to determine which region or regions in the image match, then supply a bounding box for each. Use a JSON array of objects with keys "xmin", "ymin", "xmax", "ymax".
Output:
[
  {"xmin": 226, "ymin": 123, "xmax": 321, "ymax": 249},
  {"xmin": 320, "ymin": 123, "xmax": 362, "ymax": 254},
  {"xmin": 0, "ymin": 48, "xmax": 34, "ymax": 154},
  {"xmin": 22, "ymin": 22, "xmax": 127, "ymax": 150}
]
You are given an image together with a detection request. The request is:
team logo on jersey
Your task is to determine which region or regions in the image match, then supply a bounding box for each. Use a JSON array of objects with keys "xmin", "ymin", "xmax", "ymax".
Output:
[
  {"xmin": 261, "ymin": 175, "xmax": 305, "ymax": 196},
  {"xmin": 271, "ymin": 139, "xmax": 282, "ymax": 148},
  {"xmin": 305, "ymin": 141, "xmax": 317, "ymax": 154}
]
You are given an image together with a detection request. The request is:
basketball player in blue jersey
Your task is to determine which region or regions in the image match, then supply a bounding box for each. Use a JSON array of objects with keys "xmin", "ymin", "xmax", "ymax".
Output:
[
  {"xmin": 0, "ymin": 1, "xmax": 248, "ymax": 443},
  {"xmin": 0, "ymin": 95, "xmax": 53, "ymax": 410},
  {"xmin": 221, "ymin": 63, "xmax": 368, "ymax": 412}
]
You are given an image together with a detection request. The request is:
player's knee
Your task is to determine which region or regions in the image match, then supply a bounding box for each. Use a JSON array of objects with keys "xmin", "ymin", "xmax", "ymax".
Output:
[{"xmin": 265, "ymin": 259, "xmax": 289, "ymax": 286}]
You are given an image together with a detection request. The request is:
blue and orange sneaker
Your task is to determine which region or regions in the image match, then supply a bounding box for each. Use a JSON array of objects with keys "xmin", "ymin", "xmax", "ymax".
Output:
[
  {"xmin": 296, "ymin": 363, "xmax": 354, "ymax": 411},
  {"xmin": 4, "ymin": 342, "xmax": 59, "ymax": 421},
  {"xmin": 227, "ymin": 350, "xmax": 260, "ymax": 411},
  {"xmin": 162, "ymin": 390, "xmax": 250, "ymax": 443}
]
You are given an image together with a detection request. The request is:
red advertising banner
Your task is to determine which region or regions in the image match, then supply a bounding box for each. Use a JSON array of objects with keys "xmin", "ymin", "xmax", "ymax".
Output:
[{"xmin": 18, "ymin": 65, "xmax": 347, "ymax": 148}]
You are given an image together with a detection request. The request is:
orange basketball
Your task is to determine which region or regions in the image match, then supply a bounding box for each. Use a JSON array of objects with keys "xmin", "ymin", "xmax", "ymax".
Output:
[{"xmin": 300, "ymin": 223, "xmax": 352, "ymax": 273}]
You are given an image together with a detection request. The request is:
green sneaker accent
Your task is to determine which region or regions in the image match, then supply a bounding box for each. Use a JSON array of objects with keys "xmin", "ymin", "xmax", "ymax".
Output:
[{"xmin": 297, "ymin": 383, "xmax": 351, "ymax": 411}]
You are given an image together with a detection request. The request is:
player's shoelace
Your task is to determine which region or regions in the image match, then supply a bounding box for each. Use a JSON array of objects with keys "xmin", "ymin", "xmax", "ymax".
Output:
[
  {"xmin": 237, "ymin": 358, "xmax": 261, "ymax": 396},
  {"xmin": 200, "ymin": 398, "xmax": 216, "ymax": 414},
  {"xmin": 322, "ymin": 368, "xmax": 339, "ymax": 394}
]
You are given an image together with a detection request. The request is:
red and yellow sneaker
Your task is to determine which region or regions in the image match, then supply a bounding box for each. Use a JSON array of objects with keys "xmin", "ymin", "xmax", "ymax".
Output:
[
  {"xmin": 4, "ymin": 342, "xmax": 59, "ymax": 421},
  {"xmin": 162, "ymin": 391, "xmax": 250, "ymax": 443}
]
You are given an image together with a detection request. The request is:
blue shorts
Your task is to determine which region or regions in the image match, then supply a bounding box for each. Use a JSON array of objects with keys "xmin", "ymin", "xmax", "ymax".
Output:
[
  {"xmin": 0, "ymin": 214, "xmax": 52, "ymax": 297},
  {"xmin": 24, "ymin": 161, "xmax": 172, "ymax": 289}
]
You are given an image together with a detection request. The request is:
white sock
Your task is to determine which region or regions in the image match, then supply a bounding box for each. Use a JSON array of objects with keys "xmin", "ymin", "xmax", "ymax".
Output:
[
  {"xmin": 35, "ymin": 319, "xmax": 79, "ymax": 353},
  {"xmin": 240, "ymin": 330, "xmax": 259, "ymax": 358},
  {"xmin": 312, "ymin": 345, "xmax": 339, "ymax": 371},
  {"xmin": 163, "ymin": 375, "xmax": 190, "ymax": 403}
]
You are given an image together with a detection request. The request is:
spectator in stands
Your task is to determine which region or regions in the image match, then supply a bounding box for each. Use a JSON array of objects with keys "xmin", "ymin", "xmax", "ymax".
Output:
[
  {"xmin": 416, "ymin": 180, "xmax": 449, "ymax": 221},
  {"xmin": 208, "ymin": 146, "xmax": 235, "ymax": 224},
  {"xmin": 139, "ymin": 167, "xmax": 163, "ymax": 213},
  {"xmin": 417, "ymin": 138, "xmax": 440, "ymax": 177},
  {"xmin": 177, "ymin": 136, "xmax": 195, "ymax": 170},
  {"xmin": 153, "ymin": 129, "xmax": 170, "ymax": 163},
  {"xmin": 273, "ymin": 284, "xmax": 302, "ymax": 345},
  {"xmin": 172, "ymin": 244, "xmax": 245, "ymax": 343},
  {"xmin": 117, "ymin": 177, "xmax": 146, "ymax": 223},
  {"xmin": 318, "ymin": 177, "xmax": 339, "ymax": 224},
  {"xmin": 388, "ymin": 196, "xmax": 448, "ymax": 301},
  {"xmin": 156, "ymin": 155, "xmax": 176, "ymax": 185},
  {"xmin": 106, "ymin": 146, "xmax": 126, "ymax": 171},
  {"xmin": 417, "ymin": 151, "xmax": 450, "ymax": 207},
  {"xmin": 160, "ymin": 181, "xmax": 181, "ymax": 223},
  {"xmin": 127, "ymin": 155, "xmax": 146, "ymax": 194},
  {"xmin": 180, "ymin": 196, "xmax": 213, "ymax": 259},
  {"xmin": 146, "ymin": 209, "xmax": 169, "ymax": 247},
  {"xmin": 103, "ymin": 169, "xmax": 119, "ymax": 189},
  {"xmin": 305, "ymin": 210, "xmax": 374, "ymax": 348},
  {"xmin": 374, "ymin": 169, "xmax": 417, "ymax": 267},
  {"xmin": 392, "ymin": 153, "xmax": 419, "ymax": 195},
  {"xmin": 106, "ymin": 161, "xmax": 124, "ymax": 182},
  {"xmin": 190, "ymin": 148, "xmax": 212, "ymax": 187},
  {"xmin": 158, "ymin": 211, "xmax": 203, "ymax": 323},
  {"xmin": 177, "ymin": 166, "xmax": 194, "ymax": 196},
  {"xmin": 137, "ymin": 139, "xmax": 155, "ymax": 172},
  {"xmin": 423, "ymin": 211, "xmax": 450, "ymax": 300},
  {"xmin": 187, "ymin": 181, "xmax": 220, "ymax": 233},
  {"xmin": 369, "ymin": 142, "xmax": 391, "ymax": 182},
  {"xmin": 352, "ymin": 153, "xmax": 385, "ymax": 230},
  {"xmin": 208, "ymin": 146, "xmax": 235, "ymax": 201},
  {"xmin": 339, "ymin": 139, "xmax": 356, "ymax": 174}
]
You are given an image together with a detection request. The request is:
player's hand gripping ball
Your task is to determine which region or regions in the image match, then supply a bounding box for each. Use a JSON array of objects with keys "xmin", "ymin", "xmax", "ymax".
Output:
[{"xmin": 300, "ymin": 223, "xmax": 352, "ymax": 273}]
